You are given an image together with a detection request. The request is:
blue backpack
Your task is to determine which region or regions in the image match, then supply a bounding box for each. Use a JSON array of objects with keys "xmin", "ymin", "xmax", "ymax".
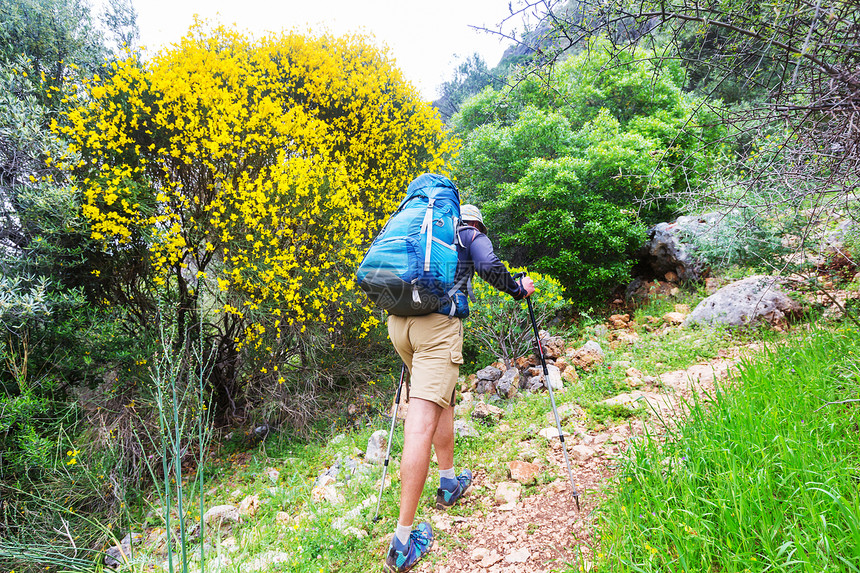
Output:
[{"xmin": 356, "ymin": 173, "xmax": 467, "ymax": 317}]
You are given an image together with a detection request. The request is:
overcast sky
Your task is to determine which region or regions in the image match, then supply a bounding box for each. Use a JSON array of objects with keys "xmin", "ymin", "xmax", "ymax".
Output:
[{"xmin": 130, "ymin": 0, "xmax": 521, "ymax": 100}]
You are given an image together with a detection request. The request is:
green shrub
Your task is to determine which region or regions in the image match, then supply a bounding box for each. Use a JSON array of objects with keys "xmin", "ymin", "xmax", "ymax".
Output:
[
  {"xmin": 463, "ymin": 266, "xmax": 569, "ymax": 367},
  {"xmin": 452, "ymin": 40, "xmax": 724, "ymax": 307},
  {"xmin": 486, "ymin": 158, "xmax": 647, "ymax": 305}
]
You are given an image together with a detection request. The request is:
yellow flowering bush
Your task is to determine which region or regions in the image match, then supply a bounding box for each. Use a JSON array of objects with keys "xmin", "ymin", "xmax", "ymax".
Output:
[
  {"xmin": 463, "ymin": 266, "xmax": 568, "ymax": 367},
  {"xmin": 55, "ymin": 23, "xmax": 457, "ymax": 350}
]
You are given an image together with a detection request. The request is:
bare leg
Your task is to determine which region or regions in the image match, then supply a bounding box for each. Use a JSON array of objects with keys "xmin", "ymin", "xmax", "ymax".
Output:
[
  {"xmin": 398, "ymin": 397, "xmax": 443, "ymax": 526},
  {"xmin": 432, "ymin": 405, "xmax": 455, "ymax": 471}
]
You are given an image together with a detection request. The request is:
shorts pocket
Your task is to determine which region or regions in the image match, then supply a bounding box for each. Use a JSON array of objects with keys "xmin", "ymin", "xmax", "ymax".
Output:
[{"xmin": 450, "ymin": 349, "xmax": 464, "ymax": 365}]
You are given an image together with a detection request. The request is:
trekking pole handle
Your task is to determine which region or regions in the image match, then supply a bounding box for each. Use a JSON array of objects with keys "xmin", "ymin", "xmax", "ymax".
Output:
[{"xmin": 512, "ymin": 271, "xmax": 526, "ymax": 280}]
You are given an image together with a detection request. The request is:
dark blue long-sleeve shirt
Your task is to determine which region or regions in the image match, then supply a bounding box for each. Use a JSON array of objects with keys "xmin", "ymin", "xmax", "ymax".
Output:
[{"xmin": 456, "ymin": 226, "xmax": 526, "ymax": 300}]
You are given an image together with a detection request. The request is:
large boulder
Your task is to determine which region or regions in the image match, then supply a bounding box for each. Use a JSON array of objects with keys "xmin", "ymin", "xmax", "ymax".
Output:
[
  {"xmin": 685, "ymin": 275, "xmax": 803, "ymax": 328},
  {"xmin": 639, "ymin": 214, "xmax": 719, "ymax": 282}
]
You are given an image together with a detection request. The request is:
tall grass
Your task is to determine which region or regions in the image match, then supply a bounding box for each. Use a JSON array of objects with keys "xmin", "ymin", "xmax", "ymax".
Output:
[
  {"xmin": 135, "ymin": 319, "xmax": 215, "ymax": 572},
  {"xmin": 594, "ymin": 326, "xmax": 860, "ymax": 572}
]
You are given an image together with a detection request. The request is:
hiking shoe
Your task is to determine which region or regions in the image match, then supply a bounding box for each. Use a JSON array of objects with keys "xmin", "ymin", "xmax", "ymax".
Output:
[
  {"xmin": 435, "ymin": 469, "xmax": 473, "ymax": 509},
  {"xmin": 383, "ymin": 522, "xmax": 433, "ymax": 573}
]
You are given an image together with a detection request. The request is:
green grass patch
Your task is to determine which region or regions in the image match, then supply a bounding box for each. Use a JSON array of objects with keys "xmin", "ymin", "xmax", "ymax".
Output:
[{"xmin": 594, "ymin": 325, "xmax": 860, "ymax": 572}]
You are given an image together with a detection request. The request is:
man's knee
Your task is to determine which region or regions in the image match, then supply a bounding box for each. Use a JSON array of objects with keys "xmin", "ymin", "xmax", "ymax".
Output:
[{"xmin": 404, "ymin": 398, "xmax": 443, "ymax": 436}]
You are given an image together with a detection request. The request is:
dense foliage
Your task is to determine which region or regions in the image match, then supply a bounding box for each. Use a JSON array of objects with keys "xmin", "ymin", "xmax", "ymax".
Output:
[
  {"xmin": 506, "ymin": 0, "xmax": 860, "ymax": 271},
  {"xmin": 53, "ymin": 23, "xmax": 455, "ymax": 414},
  {"xmin": 452, "ymin": 41, "xmax": 723, "ymax": 305}
]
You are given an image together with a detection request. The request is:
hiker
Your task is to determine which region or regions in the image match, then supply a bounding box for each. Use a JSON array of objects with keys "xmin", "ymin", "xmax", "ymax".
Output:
[{"xmin": 383, "ymin": 204, "xmax": 535, "ymax": 572}]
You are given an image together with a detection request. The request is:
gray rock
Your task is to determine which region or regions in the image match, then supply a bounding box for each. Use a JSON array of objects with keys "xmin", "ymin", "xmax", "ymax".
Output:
[
  {"xmin": 203, "ymin": 505, "xmax": 240, "ymax": 525},
  {"xmin": 316, "ymin": 461, "xmax": 340, "ymax": 485},
  {"xmin": 581, "ymin": 340, "xmax": 604, "ymax": 357},
  {"xmin": 365, "ymin": 430, "xmax": 388, "ymax": 465},
  {"xmin": 684, "ymin": 275, "xmax": 803, "ymax": 328},
  {"xmin": 639, "ymin": 214, "xmax": 718, "ymax": 282},
  {"xmin": 476, "ymin": 366, "xmax": 502, "ymax": 381},
  {"xmin": 496, "ymin": 379, "xmax": 517, "ymax": 399},
  {"xmin": 523, "ymin": 364, "xmax": 562, "ymax": 391},
  {"xmin": 589, "ymin": 324, "xmax": 610, "ymax": 338},
  {"xmin": 525, "ymin": 376, "xmax": 545, "ymax": 392},
  {"xmin": 104, "ymin": 533, "xmax": 143, "ymax": 567},
  {"xmin": 539, "ymin": 335, "xmax": 565, "ymax": 359},
  {"xmin": 475, "ymin": 378, "xmax": 496, "ymax": 395},
  {"xmin": 495, "ymin": 368, "xmax": 520, "ymax": 399},
  {"xmin": 454, "ymin": 419, "xmax": 480, "ymax": 438}
]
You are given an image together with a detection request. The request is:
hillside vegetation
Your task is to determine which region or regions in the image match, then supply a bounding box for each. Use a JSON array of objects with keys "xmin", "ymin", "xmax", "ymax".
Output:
[{"xmin": 2, "ymin": 0, "xmax": 859, "ymax": 571}]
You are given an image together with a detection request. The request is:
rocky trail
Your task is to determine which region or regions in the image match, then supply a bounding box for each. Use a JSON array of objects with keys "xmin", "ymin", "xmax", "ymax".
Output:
[{"xmin": 415, "ymin": 347, "xmax": 747, "ymax": 573}]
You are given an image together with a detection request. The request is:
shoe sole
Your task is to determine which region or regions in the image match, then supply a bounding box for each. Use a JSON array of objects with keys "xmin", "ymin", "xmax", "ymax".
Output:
[{"xmin": 383, "ymin": 562, "xmax": 415, "ymax": 573}]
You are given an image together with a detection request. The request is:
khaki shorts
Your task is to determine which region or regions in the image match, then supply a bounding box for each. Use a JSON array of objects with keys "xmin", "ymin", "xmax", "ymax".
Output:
[{"xmin": 387, "ymin": 313, "xmax": 464, "ymax": 408}]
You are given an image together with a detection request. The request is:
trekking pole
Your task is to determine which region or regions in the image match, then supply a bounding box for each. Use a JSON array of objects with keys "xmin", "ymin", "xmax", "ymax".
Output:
[
  {"xmin": 372, "ymin": 362, "xmax": 408, "ymax": 522},
  {"xmin": 513, "ymin": 271, "xmax": 581, "ymax": 511}
]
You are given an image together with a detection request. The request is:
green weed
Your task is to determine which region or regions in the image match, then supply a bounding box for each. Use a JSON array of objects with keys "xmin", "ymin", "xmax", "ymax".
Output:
[{"xmin": 593, "ymin": 326, "xmax": 860, "ymax": 572}]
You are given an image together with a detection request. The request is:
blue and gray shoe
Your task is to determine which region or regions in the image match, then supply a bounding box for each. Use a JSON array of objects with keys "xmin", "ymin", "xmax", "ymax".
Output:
[
  {"xmin": 435, "ymin": 469, "xmax": 473, "ymax": 509},
  {"xmin": 383, "ymin": 522, "xmax": 433, "ymax": 573}
]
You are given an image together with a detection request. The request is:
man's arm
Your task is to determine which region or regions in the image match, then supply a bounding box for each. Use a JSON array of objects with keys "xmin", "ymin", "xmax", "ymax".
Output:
[{"xmin": 468, "ymin": 233, "xmax": 534, "ymax": 298}]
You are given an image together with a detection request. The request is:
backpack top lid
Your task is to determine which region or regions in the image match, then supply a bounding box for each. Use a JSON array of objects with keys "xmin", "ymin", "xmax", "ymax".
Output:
[{"xmin": 402, "ymin": 173, "xmax": 460, "ymax": 205}]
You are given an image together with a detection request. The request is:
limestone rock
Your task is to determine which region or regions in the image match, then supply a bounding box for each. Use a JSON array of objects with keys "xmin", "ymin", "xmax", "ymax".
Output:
[
  {"xmin": 546, "ymin": 403, "xmax": 582, "ymax": 425},
  {"xmin": 505, "ymin": 548, "xmax": 531, "ymax": 563},
  {"xmin": 242, "ymin": 551, "xmax": 291, "ymax": 572},
  {"xmin": 203, "ymin": 505, "xmax": 240, "ymax": 526},
  {"xmin": 638, "ymin": 214, "xmax": 717, "ymax": 282},
  {"xmin": 475, "ymin": 377, "xmax": 497, "ymax": 395},
  {"xmin": 539, "ymin": 335, "xmax": 565, "ymax": 359},
  {"xmin": 471, "ymin": 547, "xmax": 490, "ymax": 561},
  {"xmin": 662, "ymin": 311, "xmax": 686, "ymax": 325},
  {"xmin": 311, "ymin": 483, "xmax": 344, "ymax": 505},
  {"xmin": 566, "ymin": 342, "xmax": 604, "ymax": 370},
  {"xmin": 472, "ymin": 401, "xmax": 505, "ymax": 422},
  {"xmin": 476, "ymin": 365, "xmax": 502, "ymax": 381},
  {"xmin": 496, "ymin": 368, "xmax": 520, "ymax": 399},
  {"xmin": 264, "ymin": 467, "xmax": 280, "ymax": 484},
  {"xmin": 562, "ymin": 366, "xmax": 579, "ymax": 384},
  {"xmin": 526, "ymin": 364, "xmax": 563, "ymax": 391},
  {"xmin": 507, "ymin": 460, "xmax": 541, "ymax": 484},
  {"xmin": 238, "ymin": 494, "xmax": 260, "ymax": 517},
  {"xmin": 495, "ymin": 482, "xmax": 522, "ymax": 505},
  {"xmin": 480, "ymin": 550, "xmax": 503, "ymax": 567},
  {"xmin": 538, "ymin": 427, "xmax": 570, "ymax": 440},
  {"xmin": 454, "ymin": 419, "xmax": 480, "ymax": 438},
  {"xmin": 582, "ymin": 340, "xmax": 604, "ymax": 356},
  {"xmin": 601, "ymin": 391, "xmax": 673, "ymax": 413},
  {"xmin": 365, "ymin": 430, "xmax": 388, "ymax": 465},
  {"xmin": 685, "ymin": 275, "xmax": 803, "ymax": 328},
  {"xmin": 570, "ymin": 445, "xmax": 594, "ymax": 461}
]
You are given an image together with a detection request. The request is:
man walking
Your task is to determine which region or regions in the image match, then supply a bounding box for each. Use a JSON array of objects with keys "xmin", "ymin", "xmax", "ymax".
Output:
[{"xmin": 383, "ymin": 204, "xmax": 535, "ymax": 572}]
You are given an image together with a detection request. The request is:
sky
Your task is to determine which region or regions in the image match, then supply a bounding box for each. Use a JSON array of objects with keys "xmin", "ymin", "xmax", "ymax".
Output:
[{"xmin": 129, "ymin": 0, "xmax": 520, "ymax": 100}]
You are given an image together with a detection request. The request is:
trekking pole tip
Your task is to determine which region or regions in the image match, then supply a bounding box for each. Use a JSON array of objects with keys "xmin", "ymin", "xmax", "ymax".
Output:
[{"xmin": 574, "ymin": 494, "xmax": 581, "ymax": 512}]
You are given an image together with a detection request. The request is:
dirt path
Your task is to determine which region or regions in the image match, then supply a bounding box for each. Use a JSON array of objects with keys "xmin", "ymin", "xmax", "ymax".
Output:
[{"xmin": 417, "ymin": 349, "xmax": 750, "ymax": 573}]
